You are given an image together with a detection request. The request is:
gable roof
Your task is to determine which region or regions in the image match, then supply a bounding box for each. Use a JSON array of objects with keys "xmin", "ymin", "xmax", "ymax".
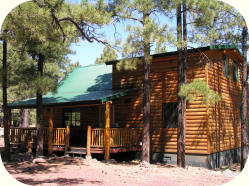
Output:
[{"xmin": 8, "ymin": 63, "xmax": 137, "ymax": 108}]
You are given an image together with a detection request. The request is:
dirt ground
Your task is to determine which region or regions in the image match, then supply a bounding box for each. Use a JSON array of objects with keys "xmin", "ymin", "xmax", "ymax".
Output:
[
  {"xmin": 0, "ymin": 129, "xmax": 241, "ymax": 186},
  {"xmin": 1, "ymin": 152, "xmax": 240, "ymax": 186}
]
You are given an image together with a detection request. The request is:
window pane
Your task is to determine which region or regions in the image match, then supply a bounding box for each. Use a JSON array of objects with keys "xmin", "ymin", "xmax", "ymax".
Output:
[
  {"xmin": 232, "ymin": 60, "xmax": 238, "ymax": 82},
  {"xmin": 162, "ymin": 102, "xmax": 178, "ymax": 128},
  {"xmin": 223, "ymin": 55, "xmax": 230, "ymax": 78}
]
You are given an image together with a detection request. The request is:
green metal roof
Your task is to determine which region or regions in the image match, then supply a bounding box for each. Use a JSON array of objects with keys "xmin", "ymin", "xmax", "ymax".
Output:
[{"xmin": 8, "ymin": 63, "xmax": 138, "ymax": 108}]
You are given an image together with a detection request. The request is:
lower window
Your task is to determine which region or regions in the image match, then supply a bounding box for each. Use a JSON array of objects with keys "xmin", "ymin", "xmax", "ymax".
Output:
[{"xmin": 162, "ymin": 102, "xmax": 178, "ymax": 128}]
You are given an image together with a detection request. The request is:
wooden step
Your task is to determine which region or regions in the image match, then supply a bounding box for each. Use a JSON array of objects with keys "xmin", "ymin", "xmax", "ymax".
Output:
[{"xmin": 66, "ymin": 146, "xmax": 87, "ymax": 155}]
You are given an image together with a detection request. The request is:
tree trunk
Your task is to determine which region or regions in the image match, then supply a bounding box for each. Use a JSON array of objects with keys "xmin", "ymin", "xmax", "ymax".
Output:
[
  {"xmin": 241, "ymin": 25, "xmax": 248, "ymax": 171},
  {"xmin": 142, "ymin": 12, "xmax": 151, "ymax": 163},
  {"xmin": 2, "ymin": 37, "xmax": 10, "ymax": 161},
  {"xmin": 36, "ymin": 54, "xmax": 44, "ymax": 157},
  {"xmin": 177, "ymin": 1, "xmax": 186, "ymax": 168},
  {"xmin": 19, "ymin": 109, "xmax": 29, "ymax": 128}
]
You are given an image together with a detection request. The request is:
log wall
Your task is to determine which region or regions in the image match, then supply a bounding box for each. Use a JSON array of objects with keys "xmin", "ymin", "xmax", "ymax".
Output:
[
  {"xmin": 113, "ymin": 52, "xmax": 210, "ymax": 154},
  {"xmin": 207, "ymin": 50, "xmax": 243, "ymax": 153}
]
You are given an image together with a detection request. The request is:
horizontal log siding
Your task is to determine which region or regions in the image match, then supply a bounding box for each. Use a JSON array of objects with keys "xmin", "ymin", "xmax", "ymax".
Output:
[
  {"xmin": 80, "ymin": 106, "xmax": 99, "ymax": 128},
  {"xmin": 42, "ymin": 107, "xmax": 62, "ymax": 128},
  {"xmin": 207, "ymin": 50, "xmax": 242, "ymax": 153},
  {"xmin": 113, "ymin": 53, "xmax": 209, "ymax": 154}
]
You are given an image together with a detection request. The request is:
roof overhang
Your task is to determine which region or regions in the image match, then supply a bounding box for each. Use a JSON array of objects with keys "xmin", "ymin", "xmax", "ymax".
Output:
[{"xmin": 8, "ymin": 88, "xmax": 139, "ymax": 109}]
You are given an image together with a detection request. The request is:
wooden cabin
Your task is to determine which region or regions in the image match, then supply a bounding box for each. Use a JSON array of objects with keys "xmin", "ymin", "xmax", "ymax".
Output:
[{"xmin": 8, "ymin": 45, "xmax": 249, "ymax": 168}]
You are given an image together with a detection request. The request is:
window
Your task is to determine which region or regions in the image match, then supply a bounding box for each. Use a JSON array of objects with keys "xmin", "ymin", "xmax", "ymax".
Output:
[
  {"xmin": 222, "ymin": 55, "xmax": 230, "ymax": 78},
  {"xmin": 232, "ymin": 60, "xmax": 238, "ymax": 82},
  {"xmin": 64, "ymin": 109, "xmax": 81, "ymax": 127},
  {"xmin": 162, "ymin": 102, "xmax": 178, "ymax": 128}
]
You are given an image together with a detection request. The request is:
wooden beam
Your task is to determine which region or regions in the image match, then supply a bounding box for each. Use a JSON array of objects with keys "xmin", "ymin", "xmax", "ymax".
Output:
[
  {"xmin": 65, "ymin": 125, "xmax": 70, "ymax": 152},
  {"xmin": 48, "ymin": 108, "xmax": 54, "ymax": 155},
  {"xmin": 86, "ymin": 125, "xmax": 92, "ymax": 158},
  {"xmin": 104, "ymin": 101, "xmax": 111, "ymax": 160}
]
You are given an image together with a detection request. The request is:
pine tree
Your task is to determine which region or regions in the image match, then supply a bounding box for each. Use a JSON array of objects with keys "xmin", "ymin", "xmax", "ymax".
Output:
[
  {"xmin": 2, "ymin": 0, "xmax": 112, "ymax": 156},
  {"xmin": 110, "ymin": 0, "xmax": 172, "ymax": 163},
  {"xmin": 95, "ymin": 46, "xmax": 118, "ymax": 64}
]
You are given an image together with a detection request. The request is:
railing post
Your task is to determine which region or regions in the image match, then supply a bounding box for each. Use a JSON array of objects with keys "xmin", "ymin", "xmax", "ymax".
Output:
[
  {"xmin": 104, "ymin": 101, "xmax": 111, "ymax": 160},
  {"xmin": 48, "ymin": 108, "xmax": 54, "ymax": 155},
  {"xmin": 86, "ymin": 125, "xmax": 92, "ymax": 159},
  {"xmin": 65, "ymin": 125, "xmax": 70, "ymax": 152}
]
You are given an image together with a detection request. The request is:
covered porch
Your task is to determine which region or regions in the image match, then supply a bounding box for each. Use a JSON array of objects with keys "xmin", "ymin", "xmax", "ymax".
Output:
[
  {"xmin": 7, "ymin": 64, "xmax": 140, "ymax": 159},
  {"xmin": 8, "ymin": 101, "xmax": 140, "ymax": 160}
]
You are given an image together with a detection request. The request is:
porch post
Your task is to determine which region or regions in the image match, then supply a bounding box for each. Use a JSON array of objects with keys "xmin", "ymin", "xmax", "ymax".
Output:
[
  {"xmin": 65, "ymin": 125, "xmax": 70, "ymax": 152},
  {"xmin": 86, "ymin": 125, "xmax": 92, "ymax": 159},
  {"xmin": 104, "ymin": 101, "xmax": 111, "ymax": 160},
  {"xmin": 48, "ymin": 108, "xmax": 54, "ymax": 155}
]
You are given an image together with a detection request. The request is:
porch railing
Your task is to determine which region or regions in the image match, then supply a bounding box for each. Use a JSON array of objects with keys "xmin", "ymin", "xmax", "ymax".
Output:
[
  {"xmin": 52, "ymin": 128, "xmax": 66, "ymax": 146},
  {"xmin": 10, "ymin": 127, "xmax": 37, "ymax": 144},
  {"xmin": 90, "ymin": 128, "xmax": 139, "ymax": 148},
  {"xmin": 9, "ymin": 127, "xmax": 66, "ymax": 146},
  {"xmin": 91, "ymin": 128, "xmax": 105, "ymax": 147},
  {"xmin": 9, "ymin": 127, "xmax": 139, "ymax": 152}
]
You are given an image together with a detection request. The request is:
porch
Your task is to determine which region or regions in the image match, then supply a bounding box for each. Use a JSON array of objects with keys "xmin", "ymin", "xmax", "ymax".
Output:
[{"xmin": 9, "ymin": 126, "xmax": 140, "ymax": 158}]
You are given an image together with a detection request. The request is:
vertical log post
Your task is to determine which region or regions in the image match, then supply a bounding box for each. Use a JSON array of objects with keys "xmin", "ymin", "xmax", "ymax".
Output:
[
  {"xmin": 86, "ymin": 125, "xmax": 92, "ymax": 159},
  {"xmin": 48, "ymin": 108, "xmax": 54, "ymax": 155},
  {"xmin": 65, "ymin": 125, "xmax": 70, "ymax": 152},
  {"xmin": 104, "ymin": 101, "xmax": 111, "ymax": 160}
]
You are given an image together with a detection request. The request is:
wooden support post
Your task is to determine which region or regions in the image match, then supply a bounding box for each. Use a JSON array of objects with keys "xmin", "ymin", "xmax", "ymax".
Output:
[
  {"xmin": 48, "ymin": 108, "xmax": 54, "ymax": 155},
  {"xmin": 65, "ymin": 125, "xmax": 70, "ymax": 152},
  {"xmin": 104, "ymin": 101, "xmax": 111, "ymax": 160},
  {"xmin": 86, "ymin": 125, "xmax": 92, "ymax": 159}
]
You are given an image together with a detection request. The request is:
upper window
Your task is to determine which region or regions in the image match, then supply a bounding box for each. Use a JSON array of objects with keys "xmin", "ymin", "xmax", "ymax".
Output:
[
  {"xmin": 64, "ymin": 109, "xmax": 81, "ymax": 127},
  {"xmin": 222, "ymin": 55, "xmax": 230, "ymax": 78},
  {"xmin": 162, "ymin": 102, "xmax": 178, "ymax": 128},
  {"xmin": 232, "ymin": 60, "xmax": 238, "ymax": 82}
]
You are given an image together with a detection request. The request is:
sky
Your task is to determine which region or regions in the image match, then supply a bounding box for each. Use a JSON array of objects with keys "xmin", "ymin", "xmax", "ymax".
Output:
[
  {"xmin": 66, "ymin": 0, "xmax": 249, "ymax": 67},
  {"xmin": 0, "ymin": 0, "xmax": 249, "ymax": 67},
  {"xmin": 67, "ymin": 21, "xmax": 127, "ymax": 66}
]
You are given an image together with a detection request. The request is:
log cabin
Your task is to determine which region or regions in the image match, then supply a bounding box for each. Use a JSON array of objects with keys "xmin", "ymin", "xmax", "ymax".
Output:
[{"xmin": 7, "ymin": 45, "xmax": 249, "ymax": 168}]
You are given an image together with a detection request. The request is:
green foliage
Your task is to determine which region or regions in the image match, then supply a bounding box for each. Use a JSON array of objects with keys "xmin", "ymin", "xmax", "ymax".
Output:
[
  {"xmin": 116, "ymin": 57, "xmax": 142, "ymax": 71},
  {"xmin": 188, "ymin": 0, "xmax": 246, "ymax": 48},
  {"xmin": 95, "ymin": 46, "xmax": 118, "ymax": 64},
  {"xmin": 178, "ymin": 79, "xmax": 221, "ymax": 105}
]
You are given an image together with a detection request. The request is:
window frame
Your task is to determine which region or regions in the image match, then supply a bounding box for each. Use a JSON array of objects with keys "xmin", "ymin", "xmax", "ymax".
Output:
[
  {"xmin": 232, "ymin": 60, "xmax": 238, "ymax": 82},
  {"xmin": 63, "ymin": 108, "xmax": 81, "ymax": 127},
  {"xmin": 222, "ymin": 54, "xmax": 230, "ymax": 78}
]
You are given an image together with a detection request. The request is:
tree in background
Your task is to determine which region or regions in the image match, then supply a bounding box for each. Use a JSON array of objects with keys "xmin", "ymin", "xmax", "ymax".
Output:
[
  {"xmin": 1, "ymin": 0, "xmax": 112, "ymax": 157},
  {"xmin": 95, "ymin": 46, "xmax": 118, "ymax": 64}
]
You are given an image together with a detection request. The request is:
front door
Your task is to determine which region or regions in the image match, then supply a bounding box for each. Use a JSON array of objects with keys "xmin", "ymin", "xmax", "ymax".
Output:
[{"xmin": 64, "ymin": 109, "xmax": 83, "ymax": 146}]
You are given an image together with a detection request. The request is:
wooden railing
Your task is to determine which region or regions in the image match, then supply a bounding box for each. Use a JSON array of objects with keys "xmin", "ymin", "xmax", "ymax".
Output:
[
  {"xmin": 9, "ymin": 127, "xmax": 66, "ymax": 146},
  {"xmin": 90, "ymin": 128, "xmax": 139, "ymax": 148},
  {"xmin": 91, "ymin": 128, "xmax": 105, "ymax": 147},
  {"xmin": 110, "ymin": 128, "xmax": 139, "ymax": 147},
  {"xmin": 10, "ymin": 127, "xmax": 37, "ymax": 144},
  {"xmin": 52, "ymin": 128, "xmax": 66, "ymax": 146}
]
